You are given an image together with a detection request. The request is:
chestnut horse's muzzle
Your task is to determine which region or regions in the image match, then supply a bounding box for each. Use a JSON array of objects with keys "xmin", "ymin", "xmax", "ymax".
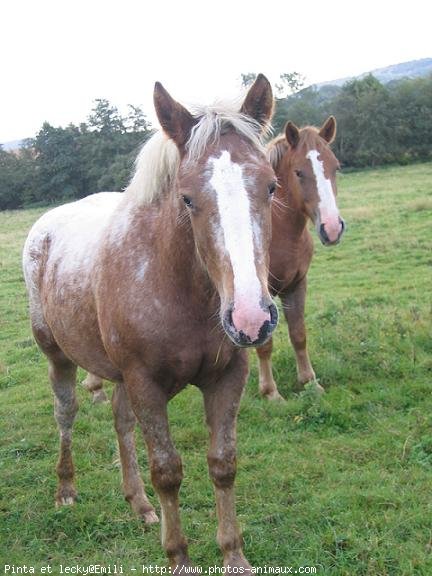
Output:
[
  {"xmin": 319, "ymin": 217, "xmax": 345, "ymax": 246},
  {"xmin": 222, "ymin": 302, "xmax": 278, "ymax": 348}
]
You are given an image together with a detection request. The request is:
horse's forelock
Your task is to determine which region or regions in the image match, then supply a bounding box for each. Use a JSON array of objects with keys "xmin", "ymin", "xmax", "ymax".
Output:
[{"xmin": 185, "ymin": 104, "xmax": 270, "ymax": 164}]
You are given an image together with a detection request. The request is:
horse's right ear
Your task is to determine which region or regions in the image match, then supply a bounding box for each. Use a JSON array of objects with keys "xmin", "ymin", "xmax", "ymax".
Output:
[
  {"xmin": 240, "ymin": 74, "xmax": 274, "ymax": 130},
  {"xmin": 153, "ymin": 82, "xmax": 196, "ymax": 151},
  {"xmin": 285, "ymin": 121, "xmax": 300, "ymax": 148}
]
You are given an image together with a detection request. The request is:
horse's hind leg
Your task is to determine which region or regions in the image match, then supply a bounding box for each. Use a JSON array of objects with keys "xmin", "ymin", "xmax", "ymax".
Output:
[
  {"xmin": 83, "ymin": 373, "xmax": 108, "ymax": 403},
  {"xmin": 112, "ymin": 382, "xmax": 158, "ymax": 524},
  {"xmin": 48, "ymin": 351, "xmax": 79, "ymax": 506}
]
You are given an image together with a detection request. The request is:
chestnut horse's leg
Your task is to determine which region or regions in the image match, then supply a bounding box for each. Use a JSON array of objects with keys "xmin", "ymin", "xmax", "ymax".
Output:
[
  {"xmin": 48, "ymin": 352, "xmax": 79, "ymax": 506},
  {"xmin": 256, "ymin": 337, "xmax": 284, "ymax": 401},
  {"xmin": 202, "ymin": 356, "xmax": 252, "ymax": 569},
  {"xmin": 111, "ymin": 382, "xmax": 158, "ymax": 524},
  {"xmin": 82, "ymin": 373, "xmax": 108, "ymax": 403},
  {"xmin": 124, "ymin": 371, "xmax": 191, "ymax": 569},
  {"xmin": 281, "ymin": 278, "xmax": 323, "ymax": 391}
]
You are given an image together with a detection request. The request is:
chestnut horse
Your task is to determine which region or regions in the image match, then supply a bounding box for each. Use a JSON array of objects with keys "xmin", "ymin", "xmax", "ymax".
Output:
[
  {"xmin": 23, "ymin": 75, "xmax": 278, "ymax": 569},
  {"xmin": 256, "ymin": 117, "xmax": 345, "ymax": 400}
]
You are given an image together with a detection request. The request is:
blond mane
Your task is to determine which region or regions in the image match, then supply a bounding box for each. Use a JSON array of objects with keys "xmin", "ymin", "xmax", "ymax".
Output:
[{"xmin": 125, "ymin": 102, "xmax": 270, "ymax": 205}]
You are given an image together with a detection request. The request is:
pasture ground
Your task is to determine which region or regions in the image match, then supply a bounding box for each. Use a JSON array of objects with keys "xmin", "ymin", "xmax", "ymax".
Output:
[{"xmin": 0, "ymin": 162, "xmax": 431, "ymax": 575}]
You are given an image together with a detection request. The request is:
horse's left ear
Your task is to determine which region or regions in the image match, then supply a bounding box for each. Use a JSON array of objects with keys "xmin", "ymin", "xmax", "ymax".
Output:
[
  {"xmin": 240, "ymin": 74, "xmax": 274, "ymax": 130},
  {"xmin": 319, "ymin": 116, "xmax": 337, "ymax": 144},
  {"xmin": 153, "ymin": 82, "xmax": 197, "ymax": 151}
]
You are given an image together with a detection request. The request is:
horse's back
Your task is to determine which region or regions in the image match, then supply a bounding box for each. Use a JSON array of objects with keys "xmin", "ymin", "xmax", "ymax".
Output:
[{"xmin": 23, "ymin": 192, "xmax": 123, "ymax": 286}]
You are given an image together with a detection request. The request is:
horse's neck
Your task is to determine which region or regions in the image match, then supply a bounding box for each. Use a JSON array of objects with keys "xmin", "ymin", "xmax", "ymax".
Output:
[
  {"xmin": 148, "ymin": 196, "xmax": 214, "ymax": 305},
  {"xmin": 272, "ymin": 166, "xmax": 307, "ymax": 239}
]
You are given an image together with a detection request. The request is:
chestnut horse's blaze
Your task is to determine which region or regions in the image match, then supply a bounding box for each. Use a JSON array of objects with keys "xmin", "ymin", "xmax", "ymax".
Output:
[
  {"xmin": 23, "ymin": 75, "xmax": 277, "ymax": 569},
  {"xmin": 257, "ymin": 117, "xmax": 345, "ymax": 400}
]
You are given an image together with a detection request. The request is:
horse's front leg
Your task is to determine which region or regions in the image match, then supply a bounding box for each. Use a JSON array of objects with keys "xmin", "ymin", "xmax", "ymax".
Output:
[
  {"xmin": 256, "ymin": 337, "xmax": 284, "ymax": 401},
  {"xmin": 123, "ymin": 369, "xmax": 191, "ymax": 569},
  {"xmin": 281, "ymin": 278, "xmax": 322, "ymax": 391},
  {"xmin": 202, "ymin": 353, "xmax": 252, "ymax": 569}
]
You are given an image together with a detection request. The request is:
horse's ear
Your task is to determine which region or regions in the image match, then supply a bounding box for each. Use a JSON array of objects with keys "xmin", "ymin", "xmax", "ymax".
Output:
[
  {"xmin": 153, "ymin": 82, "xmax": 196, "ymax": 151},
  {"xmin": 285, "ymin": 121, "xmax": 300, "ymax": 149},
  {"xmin": 240, "ymin": 73, "xmax": 274, "ymax": 130},
  {"xmin": 319, "ymin": 116, "xmax": 337, "ymax": 144}
]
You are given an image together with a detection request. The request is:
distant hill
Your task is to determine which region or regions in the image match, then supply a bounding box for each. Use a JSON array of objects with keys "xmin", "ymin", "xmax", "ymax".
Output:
[
  {"xmin": 316, "ymin": 57, "xmax": 432, "ymax": 88},
  {"xmin": 1, "ymin": 139, "xmax": 24, "ymax": 151}
]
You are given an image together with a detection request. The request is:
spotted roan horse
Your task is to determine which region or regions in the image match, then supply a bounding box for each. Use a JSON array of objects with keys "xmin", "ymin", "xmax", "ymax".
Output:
[{"xmin": 23, "ymin": 75, "xmax": 277, "ymax": 569}]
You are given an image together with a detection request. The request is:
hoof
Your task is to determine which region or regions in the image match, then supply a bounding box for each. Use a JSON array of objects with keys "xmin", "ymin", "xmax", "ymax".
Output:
[
  {"xmin": 265, "ymin": 389, "xmax": 286, "ymax": 402},
  {"xmin": 302, "ymin": 378, "xmax": 325, "ymax": 394},
  {"xmin": 92, "ymin": 389, "xmax": 108, "ymax": 404},
  {"xmin": 128, "ymin": 496, "xmax": 159, "ymax": 524},
  {"xmin": 142, "ymin": 509, "xmax": 159, "ymax": 524},
  {"xmin": 224, "ymin": 552, "xmax": 252, "ymax": 571},
  {"xmin": 313, "ymin": 380, "xmax": 325, "ymax": 394},
  {"xmin": 172, "ymin": 562, "xmax": 197, "ymax": 574},
  {"xmin": 55, "ymin": 487, "xmax": 77, "ymax": 507}
]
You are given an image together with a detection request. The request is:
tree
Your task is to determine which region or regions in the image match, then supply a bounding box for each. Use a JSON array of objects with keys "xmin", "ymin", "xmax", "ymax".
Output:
[
  {"xmin": 275, "ymin": 72, "xmax": 305, "ymax": 97},
  {"xmin": 31, "ymin": 122, "xmax": 86, "ymax": 203},
  {"xmin": 88, "ymin": 99, "xmax": 125, "ymax": 134},
  {"xmin": 125, "ymin": 104, "xmax": 151, "ymax": 133},
  {"xmin": 0, "ymin": 146, "xmax": 36, "ymax": 209},
  {"xmin": 240, "ymin": 73, "xmax": 257, "ymax": 88}
]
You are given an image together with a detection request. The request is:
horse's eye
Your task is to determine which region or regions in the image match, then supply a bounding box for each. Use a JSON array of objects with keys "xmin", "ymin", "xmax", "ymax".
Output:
[
  {"xmin": 295, "ymin": 170, "xmax": 304, "ymax": 178},
  {"xmin": 182, "ymin": 195, "xmax": 193, "ymax": 208},
  {"xmin": 268, "ymin": 182, "xmax": 277, "ymax": 196}
]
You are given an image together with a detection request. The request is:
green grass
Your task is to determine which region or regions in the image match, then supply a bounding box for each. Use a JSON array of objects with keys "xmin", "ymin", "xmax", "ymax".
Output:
[{"xmin": 1, "ymin": 162, "xmax": 431, "ymax": 575}]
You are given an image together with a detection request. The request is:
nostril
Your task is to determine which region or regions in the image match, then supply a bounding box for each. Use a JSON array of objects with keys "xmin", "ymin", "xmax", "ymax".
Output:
[
  {"xmin": 223, "ymin": 308, "xmax": 234, "ymax": 331},
  {"xmin": 268, "ymin": 302, "xmax": 278, "ymax": 326},
  {"xmin": 339, "ymin": 217, "xmax": 346, "ymax": 232},
  {"xmin": 320, "ymin": 223, "xmax": 330, "ymax": 243}
]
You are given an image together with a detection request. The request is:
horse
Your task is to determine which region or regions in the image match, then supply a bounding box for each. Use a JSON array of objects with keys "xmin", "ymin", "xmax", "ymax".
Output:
[
  {"xmin": 22, "ymin": 75, "xmax": 277, "ymax": 570},
  {"xmin": 256, "ymin": 117, "xmax": 345, "ymax": 400}
]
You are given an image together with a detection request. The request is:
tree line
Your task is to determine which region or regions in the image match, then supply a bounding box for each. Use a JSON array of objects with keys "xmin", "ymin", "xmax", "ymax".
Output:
[
  {"xmin": 0, "ymin": 100, "xmax": 153, "ymax": 210},
  {"xmin": 271, "ymin": 73, "xmax": 432, "ymax": 168},
  {"xmin": 1, "ymin": 74, "xmax": 431, "ymax": 210}
]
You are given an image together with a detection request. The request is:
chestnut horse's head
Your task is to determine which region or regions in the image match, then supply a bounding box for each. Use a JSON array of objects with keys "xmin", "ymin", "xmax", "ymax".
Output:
[
  {"xmin": 283, "ymin": 117, "xmax": 345, "ymax": 245},
  {"xmin": 153, "ymin": 75, "xmax": 278, "ymax": 347}
]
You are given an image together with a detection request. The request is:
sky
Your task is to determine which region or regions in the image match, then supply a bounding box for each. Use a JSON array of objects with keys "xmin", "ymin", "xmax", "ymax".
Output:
[{"xmin": 1, "ymin": 0, "xmax": 431, "ymax": 143}]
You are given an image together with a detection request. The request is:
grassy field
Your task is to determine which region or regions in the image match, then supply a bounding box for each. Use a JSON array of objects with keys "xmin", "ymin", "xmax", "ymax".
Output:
[{"xmin": 0, "ymin": 162, "xmax": 431, "ymax": 575}]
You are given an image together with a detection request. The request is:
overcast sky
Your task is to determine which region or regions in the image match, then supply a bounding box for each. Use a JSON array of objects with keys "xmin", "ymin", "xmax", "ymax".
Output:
[{"xmin": 1, "ymin": 0, "xmax": 430, "ymax": 143}]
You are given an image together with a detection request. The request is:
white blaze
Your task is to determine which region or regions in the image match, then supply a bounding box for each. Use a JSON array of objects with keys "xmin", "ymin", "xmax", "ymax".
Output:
[
  {"xmin": 209, "ymin": 150, "xmax": 261, "ymax": 305},
  {"xmin": 307, "ymin": 149, "xmax": 338, "ymax": 217}
]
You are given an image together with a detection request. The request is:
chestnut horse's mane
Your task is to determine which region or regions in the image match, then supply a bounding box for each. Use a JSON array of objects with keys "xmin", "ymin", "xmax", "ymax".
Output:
[
  {"xmin": 267, "ymin": 135, "xmax": 289, "ymax": 170},
  {"xmin": 125, "ymin": 102, "xmax": 270, "ymax": 205}
]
